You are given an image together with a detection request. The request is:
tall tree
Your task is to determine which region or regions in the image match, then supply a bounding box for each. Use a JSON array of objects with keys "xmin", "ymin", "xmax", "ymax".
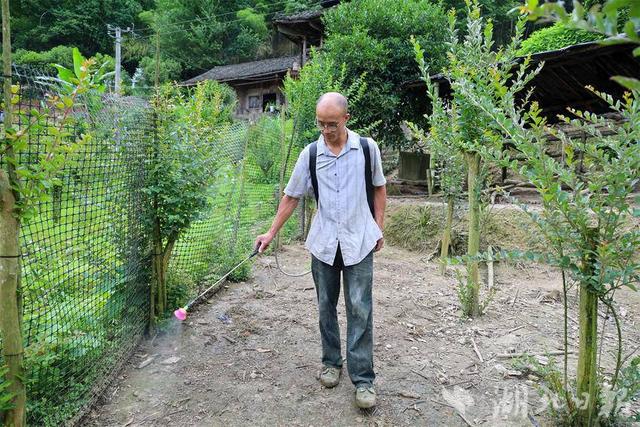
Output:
[
  {"xmin": 10, "ymin": 0, "xmax": 151, "ymax": 55},
  {"xmin": 131, "ymin": 0, "xmax": 314, "ymax": 81},
  {"xmin": 321, "ymin": 0, "xmax": 449, "ymax": 148}
]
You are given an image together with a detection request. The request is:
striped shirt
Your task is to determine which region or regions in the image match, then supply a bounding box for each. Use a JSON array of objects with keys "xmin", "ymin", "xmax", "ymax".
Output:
[{"xmin": 284, "ymin": 128, "xmax": 386, "ymax": 266}]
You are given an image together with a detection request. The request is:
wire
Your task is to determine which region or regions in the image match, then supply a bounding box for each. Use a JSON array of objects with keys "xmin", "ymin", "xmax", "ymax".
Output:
[{"xmin": 273, "ymin": 243, "xmax": 312, "ymax": 277}]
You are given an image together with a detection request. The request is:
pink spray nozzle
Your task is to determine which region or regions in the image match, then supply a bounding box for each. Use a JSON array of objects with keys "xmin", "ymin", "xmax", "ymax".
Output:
[{"xmin": 174, "ymin": 307, "xmax": 187, "ymax": 321}]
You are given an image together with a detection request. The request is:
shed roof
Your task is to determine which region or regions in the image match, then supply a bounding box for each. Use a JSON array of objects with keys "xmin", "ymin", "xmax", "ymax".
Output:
[
  {"xmin": 411, "ymin": 40, "xmax": 640, "ymax": 122},
  {"xmin": 182, "ymin": 55, "xmax": 299, "ymax": 86}
]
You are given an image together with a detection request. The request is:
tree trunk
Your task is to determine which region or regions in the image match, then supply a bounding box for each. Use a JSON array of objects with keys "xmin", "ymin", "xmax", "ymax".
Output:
[
  {"xmin": 160, "ymin": 235, "xmax": 177, "ymax": 311},
  {"xmin": 576, "ymin": 228, "xmax": 599, "ymax": 426},
  {"xmin": 465, "ymin": 152, "xmax": 481, "ymax": 317},
  {"xmin": 152, "ymin": 220, "xmax": 164, "ymax": 317},
  {"xmin": 440, "ymin": 197, "xmax": 454, "ymax": 275},
  {"xmin": 426, "ymin": 153, "xmax": 434, "ymax": 196},
  {"xmin": 0, "ymin": 171, "xmax": 26, "ymax": 427},
  {"xmin": 1, "ymin": 2, "xmax": 26, "ymax": 423}
]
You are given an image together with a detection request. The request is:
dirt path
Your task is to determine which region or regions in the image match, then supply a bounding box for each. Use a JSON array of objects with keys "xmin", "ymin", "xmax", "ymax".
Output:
[{"xmin": 86, "ymin": 243, "xmax": 640, "ymax": 426}]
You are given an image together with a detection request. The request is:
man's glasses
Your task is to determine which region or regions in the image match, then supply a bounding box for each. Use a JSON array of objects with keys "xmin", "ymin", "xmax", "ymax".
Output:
[{"xmin": 315, "ymin": 118, "xmax": 341, "ymax": 131}]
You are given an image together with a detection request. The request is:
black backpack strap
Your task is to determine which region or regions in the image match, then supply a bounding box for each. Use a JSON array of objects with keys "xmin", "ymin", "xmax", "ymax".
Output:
[
  {"xmin": 360, "ymin": 137, "xmax": 375, "ymax": 217},
  {"xmin": 309, "ymin": 142, "xmax": 319, "ymax": 203}
]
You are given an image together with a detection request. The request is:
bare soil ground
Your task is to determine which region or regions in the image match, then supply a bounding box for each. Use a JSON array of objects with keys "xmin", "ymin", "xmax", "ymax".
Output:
[{"xmin": 86, "ymin": 241, "xmax": 640, "ymax": 427}]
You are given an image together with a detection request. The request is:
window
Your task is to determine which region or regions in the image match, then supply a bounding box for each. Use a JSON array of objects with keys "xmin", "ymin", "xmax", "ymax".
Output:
[
  {"xmin": 248, "ymin": 96, "xmax": 260, "ymax": 109},
  {"xmin": 262, "ymin": 93, "xmax": 277, "ymax": 112}
]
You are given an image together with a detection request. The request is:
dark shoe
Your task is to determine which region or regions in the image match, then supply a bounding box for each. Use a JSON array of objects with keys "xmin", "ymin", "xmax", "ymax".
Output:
[
  {"xmin": 355, "ymin": 385, "xmax": 376, "ymax": 408},
  {"xmin": 319, "ymin": 365, "xmax": 341, "ymax": 388}
]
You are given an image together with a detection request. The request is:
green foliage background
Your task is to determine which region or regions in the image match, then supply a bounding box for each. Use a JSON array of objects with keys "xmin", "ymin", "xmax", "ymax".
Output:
[{"xmin": 320, "ymin": 0, "xmax": 449, "ymax": 148}]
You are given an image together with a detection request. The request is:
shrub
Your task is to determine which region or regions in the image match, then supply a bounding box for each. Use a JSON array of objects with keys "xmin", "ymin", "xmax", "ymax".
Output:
[
  {"xmin": 518, "ymin": 23, "xmax": 606, "ymax": 56},
  {"xmin": 13, "ymin": 46, "xmax": 75, "ymax": 70},
  {"xmin": 145, "ymin": 80, "xmax": 237, "ymax": 317},
  {"xmin": 321, "ymin": 0, "xmax": 449, "ymax": 148}
]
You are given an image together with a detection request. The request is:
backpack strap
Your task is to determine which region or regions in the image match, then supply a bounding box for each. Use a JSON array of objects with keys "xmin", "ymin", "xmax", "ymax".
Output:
[
  {"xmin": 309, "ymin": 142, "xmax": 319, "ymax": 203},
  {"xmin": 360, "ymin": 137, "xmax": 375, "ymax": 217}
]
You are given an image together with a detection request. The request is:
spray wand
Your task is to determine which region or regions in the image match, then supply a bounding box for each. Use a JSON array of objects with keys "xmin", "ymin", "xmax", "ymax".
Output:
[{"xmin": 174, "ymin": 246, "xmax": 260, "ymax": 321}]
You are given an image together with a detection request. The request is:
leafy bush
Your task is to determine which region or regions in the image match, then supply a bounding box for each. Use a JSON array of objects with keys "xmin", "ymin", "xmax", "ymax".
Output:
[
  {"xmin": 10, "ymin": 46, "xmax": 116, "ymax": 78},
  {"xmin": 147, "ymin": 80, "xmax": 236, "ymax": 240},
  {"xmin": 518, "ymin": 23, "xmax": 606, "ymax": 56},
  {"xmin": 321, "ymin": 0, "xmax": 449, "ymax": 148},
  {"xmin": 145, "ymin": 80, "xmax": 239, "ymax": 316},
  {"xmin": 13, "ymin": 45, "xmax": 76, "ymax": 70},
  {"xmin": 282, "ymin": 50, "xmax": 367, "ymax": 146}
]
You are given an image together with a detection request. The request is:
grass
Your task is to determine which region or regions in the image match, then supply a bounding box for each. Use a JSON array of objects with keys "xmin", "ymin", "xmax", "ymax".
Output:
[{"xmin": 384, "ymin": 201, "xmax": 549, "ymax": 255}]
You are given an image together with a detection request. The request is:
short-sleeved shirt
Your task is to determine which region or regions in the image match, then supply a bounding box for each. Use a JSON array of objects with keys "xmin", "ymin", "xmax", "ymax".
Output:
[{"xmin": 284, "ymin": 128, "xmax": 386, "ymax": 266}]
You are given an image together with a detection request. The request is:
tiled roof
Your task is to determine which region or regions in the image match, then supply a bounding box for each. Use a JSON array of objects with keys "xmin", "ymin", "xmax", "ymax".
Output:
[{"xmin": 183, "ymin": 55, "xmax": 298, "ymax": 85}]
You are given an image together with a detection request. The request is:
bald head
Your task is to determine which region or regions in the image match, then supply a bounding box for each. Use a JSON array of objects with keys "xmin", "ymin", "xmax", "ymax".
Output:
[
  {"xmin": 316, "ymin": 92, "xmax": 348, "ymax": 115},
  {"xmin": 315, "ymin": 92, "xmax": 350, "ymax": 144}
]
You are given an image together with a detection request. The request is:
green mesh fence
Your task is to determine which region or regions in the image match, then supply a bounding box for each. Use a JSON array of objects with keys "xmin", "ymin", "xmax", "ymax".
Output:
[{"xmin": 0, "ymin": 65, "xmax": 302, "ymax": 425}]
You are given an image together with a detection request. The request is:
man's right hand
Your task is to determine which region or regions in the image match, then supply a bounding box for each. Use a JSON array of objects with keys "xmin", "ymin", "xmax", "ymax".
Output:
[{"xmin": 254, "ymin": 231, "xmax": 275, "ymax": 253}]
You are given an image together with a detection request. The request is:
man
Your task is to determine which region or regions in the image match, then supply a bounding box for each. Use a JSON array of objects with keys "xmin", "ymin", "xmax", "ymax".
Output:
[{"xmin": 254, "ymin": 92, "xmax": 386, "ymax": 409}]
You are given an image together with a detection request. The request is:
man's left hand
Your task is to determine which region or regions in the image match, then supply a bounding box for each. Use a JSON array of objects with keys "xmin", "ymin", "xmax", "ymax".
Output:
[{"xmin": 374, "ymin": 237, "xmax": 384, "ymax": 252}]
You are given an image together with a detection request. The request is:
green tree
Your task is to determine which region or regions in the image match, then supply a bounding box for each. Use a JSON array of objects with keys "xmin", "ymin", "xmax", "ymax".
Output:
[
  {"xmin": 10, "ymin": 0, "xmax": 150, "ymax": 55},
  {"xmin": 320, "ymin": 0, "xmax": 449, "ymax": 148},
  {"xmin": 441, "ymin": 0, "xmax": 521, "ymax": 46},
  {"xmin": 413, "ymin": 2, "xmax": 530, "ymax": 317},
  {"xmin": 404, "ymin": 115, "xmax": 465, "ymax": 276},
  {"xmin": 145, "ymin": 80, "xmax": 236, "ymax": 319},
  {"xmin": 131, "ymin": 0, "xmax": 311, "ymax": 81},
  {"xmin": 464, "ymin": 75, "xmax": 640, "ymax": 427}
]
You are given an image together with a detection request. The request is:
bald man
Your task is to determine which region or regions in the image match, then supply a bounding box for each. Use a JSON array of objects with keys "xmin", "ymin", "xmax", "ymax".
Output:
[{"xmin": 255, "ymin": 92, "xmax": 386, "ymax": 409}]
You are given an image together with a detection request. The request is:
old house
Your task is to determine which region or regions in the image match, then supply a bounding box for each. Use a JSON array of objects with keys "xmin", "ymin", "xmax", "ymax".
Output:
[{"xmin": 183, "ymin": 0, "xmax": 340, "ymax": 119}]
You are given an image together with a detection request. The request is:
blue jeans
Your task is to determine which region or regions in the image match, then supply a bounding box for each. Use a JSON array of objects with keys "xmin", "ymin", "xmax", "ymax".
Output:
[{"xmin": 311, "ymin": 246, "xmax": 375, "ymax": 387}]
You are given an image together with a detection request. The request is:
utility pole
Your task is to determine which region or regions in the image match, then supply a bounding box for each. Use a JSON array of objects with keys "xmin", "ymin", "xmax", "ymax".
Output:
[{"xmin": 107, "ymin": 25, "xmax": 133, "ymax": 94}]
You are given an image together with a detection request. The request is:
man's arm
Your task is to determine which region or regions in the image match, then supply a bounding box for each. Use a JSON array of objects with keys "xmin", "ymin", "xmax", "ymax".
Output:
[
  {"xmin": 374, "ymin": 184, "xmax": 386, "ymax": 251},
  {"xmin": 255, "ymin": 195, "xmax": 299, "ymax": 252}
]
